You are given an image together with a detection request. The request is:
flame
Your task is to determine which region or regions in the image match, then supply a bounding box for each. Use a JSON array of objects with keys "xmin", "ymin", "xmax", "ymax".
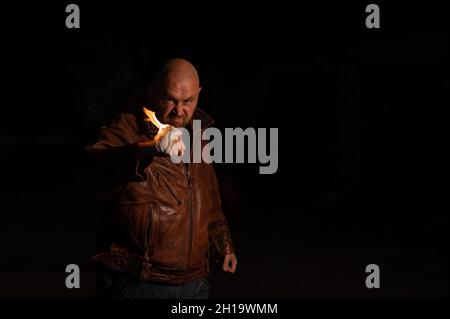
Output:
[{"xmin": 143, "ymin": 107, "xmax": 169, "ymax": 134}]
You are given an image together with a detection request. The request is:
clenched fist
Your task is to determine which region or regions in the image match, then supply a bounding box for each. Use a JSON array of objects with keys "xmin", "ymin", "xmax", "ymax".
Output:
[{"xmin": 155, "ymin": 125, "xmax": 186, "ymax": 157}]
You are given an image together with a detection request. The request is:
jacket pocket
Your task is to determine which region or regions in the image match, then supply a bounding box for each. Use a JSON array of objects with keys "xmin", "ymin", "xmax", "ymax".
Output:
[
  {"xmin": 157, "ymin": 172, "xmax": 182, "ymax": 205},
  {"xmin": 117, "ymin": 200, "xmax": 156, "ymax": 252},
  {"xmin": 145, "ymin": 205, "xmax": 159, "ymax": 254}
]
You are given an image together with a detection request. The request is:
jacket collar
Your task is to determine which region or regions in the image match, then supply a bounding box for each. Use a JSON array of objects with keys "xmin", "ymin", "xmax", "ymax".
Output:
[{"xmin": 190, "ymin": 107, "xmax": 214, "ymax": 130}]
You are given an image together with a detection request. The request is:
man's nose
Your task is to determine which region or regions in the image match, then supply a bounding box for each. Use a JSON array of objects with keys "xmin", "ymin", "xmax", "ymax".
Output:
[{"xmin": 174, "ymin": 103, "xmax": 184, "ymax": 116}]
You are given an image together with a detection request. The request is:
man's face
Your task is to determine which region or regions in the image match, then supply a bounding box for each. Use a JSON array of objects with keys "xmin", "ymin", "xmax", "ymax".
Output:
[{"xmin": 153, "ymin": 78, "xmax": 201, "ymax": 128}]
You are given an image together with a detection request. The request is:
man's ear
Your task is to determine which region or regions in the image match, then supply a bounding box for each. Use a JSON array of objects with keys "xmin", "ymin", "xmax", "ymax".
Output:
[{"xmin": 198, "ymin": 87, "xmax": 202, "ymax": 95}]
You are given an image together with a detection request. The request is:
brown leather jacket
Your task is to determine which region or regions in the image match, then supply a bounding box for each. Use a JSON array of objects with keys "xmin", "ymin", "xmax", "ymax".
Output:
[{"xmin": 85, "ymin": 108, "xmax": 234, "ymax": 284}]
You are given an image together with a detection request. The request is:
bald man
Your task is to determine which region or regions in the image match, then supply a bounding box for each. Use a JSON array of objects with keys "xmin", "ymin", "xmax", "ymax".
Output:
[{"xmin": 86, "ymin": 59, "xmax": 237, "ymax": 299}]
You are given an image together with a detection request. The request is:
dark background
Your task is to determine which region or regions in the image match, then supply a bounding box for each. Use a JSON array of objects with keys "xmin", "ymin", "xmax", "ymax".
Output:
[{"xmin": 0, "ymin": 1, "xmax": 447, "ymax": 298}]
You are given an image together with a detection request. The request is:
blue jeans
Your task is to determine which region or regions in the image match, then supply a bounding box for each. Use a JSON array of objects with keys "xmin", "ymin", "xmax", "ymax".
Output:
[{"xmin": 95, "ymin": 265, "xmax": 210, "ymax": 299}]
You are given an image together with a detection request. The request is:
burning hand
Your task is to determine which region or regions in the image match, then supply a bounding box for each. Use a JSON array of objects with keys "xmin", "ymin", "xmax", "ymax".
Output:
[
  {"xmin": 143, "ymin": 107, "xmax": 185, "ymax": 157},
  {"xmin": 155, "ymin": 125, "xmax": 185, "ymax": 157}
]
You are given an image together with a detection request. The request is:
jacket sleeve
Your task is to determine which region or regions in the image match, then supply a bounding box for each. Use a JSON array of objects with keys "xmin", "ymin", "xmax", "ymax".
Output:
[
  {"xmin": 84, "ymin": 114, "xmax": 151, "ymax": 200},
  {"xmin": 208, "ymin": 165, "xmax": 235, "ymax": 257}
]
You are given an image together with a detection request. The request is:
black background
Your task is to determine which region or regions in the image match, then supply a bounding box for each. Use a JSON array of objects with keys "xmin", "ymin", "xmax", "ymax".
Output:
[{"xmin": 0, "ymin": 1, "xmax": 448, "ymax": 298}]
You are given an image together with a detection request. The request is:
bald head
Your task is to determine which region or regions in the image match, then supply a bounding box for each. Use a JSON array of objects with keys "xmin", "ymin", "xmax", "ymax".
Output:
[
  {"xmin": 151, "ymin": 59, "xmax": 201, "ymax": 127},
  {"xmin": 154, "ymin": 58, "xmax": 200, "ymax": 89}
]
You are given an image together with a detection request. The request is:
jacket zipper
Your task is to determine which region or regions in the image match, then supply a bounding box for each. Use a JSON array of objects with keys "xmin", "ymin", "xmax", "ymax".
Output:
[{"xmin": 182, "ymin": 163, "xmax": 193, "ymax": 281}]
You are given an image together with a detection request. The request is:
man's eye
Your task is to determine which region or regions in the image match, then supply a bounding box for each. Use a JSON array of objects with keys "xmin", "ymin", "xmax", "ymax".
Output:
[{"xmin": 164, "ymin": 98, "xmax": 174, "ymax": 104}]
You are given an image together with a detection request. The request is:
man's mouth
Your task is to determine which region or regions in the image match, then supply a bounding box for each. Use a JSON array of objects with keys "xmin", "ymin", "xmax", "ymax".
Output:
[{"xmin": 168, "ymin": 117, "xmax": 184, "ymax": 125}]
